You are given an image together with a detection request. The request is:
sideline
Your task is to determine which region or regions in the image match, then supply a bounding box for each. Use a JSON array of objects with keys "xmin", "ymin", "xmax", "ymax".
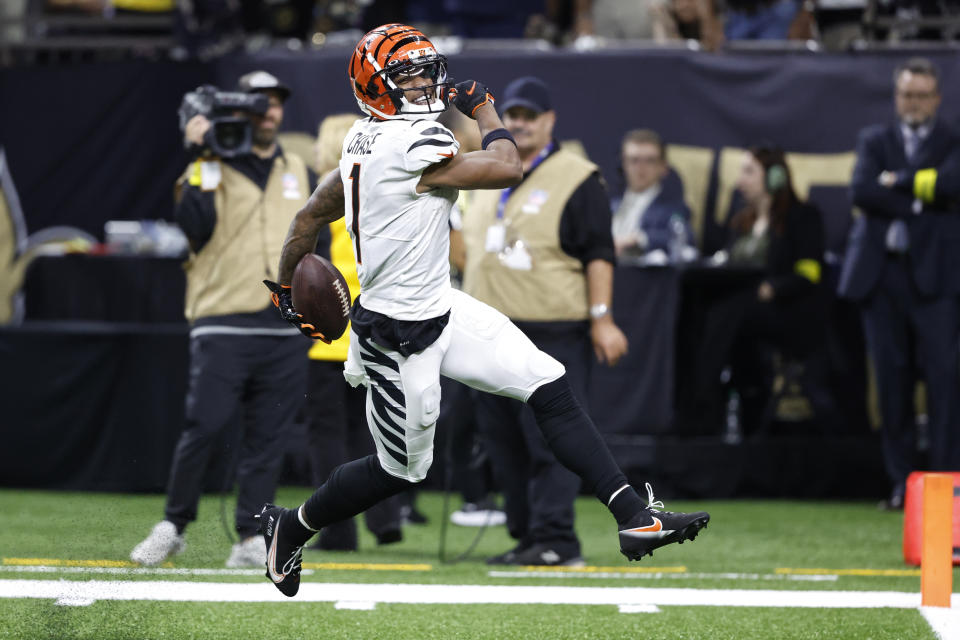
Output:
[
  {"xmin": 921, "ymin": 607, "xmax": 960, "ymax": 640},
  {"xmin": 0, "ymin": 560, "xmax": 431, "ymax": 575},
  {"xmin": 0, "ymin": 578, "xmax": 953, "ymax": 609},
  {"xmin": 0, "ymin": 565, "xmax": 837, "ymax": 583},
  {"xmin": 488, "ymin": 570, "xmax": 838, "ymax": 582},
  {"xmin": 1, "ymin": 578, "xmax": 955, "ymax": 637}
]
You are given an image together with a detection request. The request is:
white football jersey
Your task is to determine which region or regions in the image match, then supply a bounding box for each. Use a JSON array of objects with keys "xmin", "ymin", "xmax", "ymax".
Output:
[{"xmin": 339, "ymin": 117, "xmax": 460, "ymax": 320}]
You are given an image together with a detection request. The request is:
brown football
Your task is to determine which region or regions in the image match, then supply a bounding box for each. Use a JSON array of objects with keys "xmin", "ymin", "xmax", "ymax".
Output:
[{"xmin": 291, "ymin": 254, "xmax": 351, "ymax": 341}]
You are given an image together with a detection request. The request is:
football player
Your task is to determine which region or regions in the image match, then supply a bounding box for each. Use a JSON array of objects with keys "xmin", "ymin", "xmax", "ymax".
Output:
[{"xmin": 259, "ymin": 24, "xmax": 709, "ymax": 597}]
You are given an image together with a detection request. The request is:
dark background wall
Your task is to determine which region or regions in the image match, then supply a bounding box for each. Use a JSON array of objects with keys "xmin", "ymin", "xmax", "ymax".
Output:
[
  {"xmin": 2, "ymin": 48, "xmax": 958, "ymax": 241},
  {"xmin": 2, "ymin": 47, "xmax": 953, "ymax": 497}
]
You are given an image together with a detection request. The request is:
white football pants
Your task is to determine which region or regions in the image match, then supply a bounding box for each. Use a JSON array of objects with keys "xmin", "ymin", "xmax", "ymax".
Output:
[{"xmin": 343, "ymin": 289, "xmax": 565, "ymax": 482}]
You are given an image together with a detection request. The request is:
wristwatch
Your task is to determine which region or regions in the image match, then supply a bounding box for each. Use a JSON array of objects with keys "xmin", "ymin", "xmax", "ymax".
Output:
[{"xmin": 589, "ymin": 303, "xmax": 610, "ymax": 320}]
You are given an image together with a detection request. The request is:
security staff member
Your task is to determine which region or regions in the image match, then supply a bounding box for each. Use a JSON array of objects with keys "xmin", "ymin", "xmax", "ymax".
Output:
[
  {"xmin": 461, "ymin": 76, "xmax": 628, "ymax": 566},
  {"xmin": 130, "ymin": 71, "xmax": 311, "ymax": 567}
]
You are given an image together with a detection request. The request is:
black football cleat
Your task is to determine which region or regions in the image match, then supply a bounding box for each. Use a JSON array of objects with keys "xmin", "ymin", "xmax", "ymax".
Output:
[
  {"xmin": 618, "ymin": 483, "xmax": 710, "ymax": 561},
  {"xmin": 257, "ymin": 504, "xmax": 305, "ymax": 597}
]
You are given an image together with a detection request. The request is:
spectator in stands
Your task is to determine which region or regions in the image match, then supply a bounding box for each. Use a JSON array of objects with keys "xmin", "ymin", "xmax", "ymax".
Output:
[
  {"xmin": 877, "ymin": 0, "xmax": 960, "ymax": 41},
  {"xmin": 723, "ymin": 0, "xmax": 816, "ymax": 41},
  {"xmin": 840, "ymin": 57, "xmax": 960, "ymax": 510},
  {"xmin": 444, "ymin": 0, "xmax": 547, "ymax": 37},
  {"xmin": 130, "ymin": 71, "xmax": 310, "ymax": 568},
  {"xmin": 44, "ymin": 0, "xmax": 106, "ymax": 12},
  {"xmin": 174, "ymin": 0, "xmax": 243, "ymax": 59},
  {"xmin": 692, "ymin": 145, "xmax": 825, "ymax": 433},
  {"xmin": 304, "ymin": 113, "xmax": 405, "ymax": 551},
  {"xmin": 45, "ymin": 0, "xmax": 175, "ymax": 13},
  {"xmin": 611, "ymin": 129, "xmax": 694, "ymax": 260},
  {"xmin": 574, "ymin": 0, "xmax": 658, "ymax": 39},
  {"xmin": 651, "ymin": 0, "xmax": 724, "ymax": 49},
  {"xmin": 461, "ymin": 76, "xmax": 628, "ymax": 565},
  {"xmin": 1, "ymin": 0, "xmax": 27, "ymax": 43},
  {"xmin": 111, "ymin": 0, "xmax": 175, "ymax": 12}
]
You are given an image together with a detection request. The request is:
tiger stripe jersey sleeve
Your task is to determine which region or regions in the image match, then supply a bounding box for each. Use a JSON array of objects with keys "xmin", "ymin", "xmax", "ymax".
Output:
[{"xmin": 402, "ymin": 120, "xmax": 460, "ymax": 173}]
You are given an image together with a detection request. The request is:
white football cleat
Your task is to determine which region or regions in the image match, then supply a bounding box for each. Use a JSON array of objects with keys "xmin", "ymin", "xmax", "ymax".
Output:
[
  {"xmin": 130, "ymin": 521, "xmax": 185, "ymax": 566},
  {"xmin": 225, "ymin": 535, "xmax": 267, "ymax": 568},
  {"xmin": 450, "ymin": 502, "xmax": 507, "ymax": 527}
]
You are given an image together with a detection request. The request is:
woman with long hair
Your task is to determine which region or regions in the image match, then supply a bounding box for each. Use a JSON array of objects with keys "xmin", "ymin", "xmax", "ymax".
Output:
[{"xmin": 690, "ymin": 144, "xmax": 827, "ymax": 434}]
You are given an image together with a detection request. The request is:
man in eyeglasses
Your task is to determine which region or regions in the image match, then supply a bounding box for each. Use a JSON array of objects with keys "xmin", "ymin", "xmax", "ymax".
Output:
[{"xmin": 840, "ymin": 56, "xmax": 960, "ymax": 510}]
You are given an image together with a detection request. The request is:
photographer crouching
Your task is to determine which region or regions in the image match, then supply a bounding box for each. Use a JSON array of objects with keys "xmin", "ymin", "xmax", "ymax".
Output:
[{"xmin": 130, "ymin": 71, "xmax": 314, "ymax": 568}]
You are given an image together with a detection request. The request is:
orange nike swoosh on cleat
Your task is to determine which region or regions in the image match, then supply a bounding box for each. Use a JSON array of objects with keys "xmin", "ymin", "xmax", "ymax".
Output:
[
  {"xmin": 438, "ymin": 152, "xmax": 454, "ymax": 158},
  {"xmin": 624, "ymin": 517, "xmax": 663, "ymax": 533},
  {"xmin": 466, "ymin": 81, "xmax": 476, "ymax": 95}
]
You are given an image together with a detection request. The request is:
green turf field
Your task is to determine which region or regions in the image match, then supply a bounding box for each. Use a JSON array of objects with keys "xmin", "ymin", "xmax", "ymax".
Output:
[{"xmin": 1, "ymin": 488, "xmax": 956, "ymax": 639}]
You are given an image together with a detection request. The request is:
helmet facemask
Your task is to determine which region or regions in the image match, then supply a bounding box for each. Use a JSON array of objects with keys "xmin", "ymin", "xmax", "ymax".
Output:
[{"xmin": 370, "ymin": 54, "xmax": 449, "ymax": 120}]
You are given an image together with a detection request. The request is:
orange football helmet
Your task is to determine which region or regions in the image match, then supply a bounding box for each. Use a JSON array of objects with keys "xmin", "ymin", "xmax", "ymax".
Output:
[{"xmin": 348, "ymin": 24, "xmax": 449, "ymax": 120}]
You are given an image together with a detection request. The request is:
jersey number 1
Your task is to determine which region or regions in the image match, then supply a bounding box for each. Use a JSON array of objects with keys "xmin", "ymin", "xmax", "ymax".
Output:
[{"xmin": 349, "ymin": 162, "xmax": 362, "ymax": 265}]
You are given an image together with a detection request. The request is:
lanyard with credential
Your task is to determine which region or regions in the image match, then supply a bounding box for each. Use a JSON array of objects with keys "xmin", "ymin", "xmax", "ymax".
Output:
[{"xmin": 495, "ymin": 141, "xmax": 554, "ymax": 220}]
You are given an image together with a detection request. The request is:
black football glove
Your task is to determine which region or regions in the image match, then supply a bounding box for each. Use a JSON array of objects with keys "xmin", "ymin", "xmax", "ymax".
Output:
[
  {"xmin": 449, "ymin": 80, "xmax": 494, "ymax": 119},
  {"xmin": 263, "ymin": 280, "xmax": 330, "ymax": 342}
]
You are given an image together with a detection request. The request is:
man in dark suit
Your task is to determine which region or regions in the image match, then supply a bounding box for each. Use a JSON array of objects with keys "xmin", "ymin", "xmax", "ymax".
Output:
[
  {"xmin": 839, "ymin": 57, "xmax": 960, "ymax": 509},
  {"xmin": 611, "ymin": 129, "xmax": 693, "ymax": 260}
]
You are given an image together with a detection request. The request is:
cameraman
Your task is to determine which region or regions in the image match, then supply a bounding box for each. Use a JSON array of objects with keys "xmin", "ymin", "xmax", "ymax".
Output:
[{"xmin": 130, "ymin": 71, "xmax": 314, "ymax": 568}]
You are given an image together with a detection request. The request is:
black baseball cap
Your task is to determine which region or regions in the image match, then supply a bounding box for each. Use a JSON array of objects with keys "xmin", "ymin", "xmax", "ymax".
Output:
[
  {"xmin": 499, "ymin": 76, "xmax": 552, "ymax": 114},
  {"xmin": 237, "ymin": 70, "xmax": 291, "ymax": 101}
]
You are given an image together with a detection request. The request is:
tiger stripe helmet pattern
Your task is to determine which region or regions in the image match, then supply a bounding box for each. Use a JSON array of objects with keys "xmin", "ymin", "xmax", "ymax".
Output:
[{"xmin": 349, "ymin": 24, "xmax": 449, "ymax": 121}]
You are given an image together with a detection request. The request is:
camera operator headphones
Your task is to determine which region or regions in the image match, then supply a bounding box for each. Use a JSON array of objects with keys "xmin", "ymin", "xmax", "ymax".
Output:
[{"xmin": 766, "ymin": 163, "xmax": 788, "ymax": 194}]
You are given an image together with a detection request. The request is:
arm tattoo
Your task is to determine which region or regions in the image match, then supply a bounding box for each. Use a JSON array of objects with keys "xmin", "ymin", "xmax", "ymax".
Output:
[{"xmin": 277, "ymin": 168, "xmax": 345, "ymax": 284}]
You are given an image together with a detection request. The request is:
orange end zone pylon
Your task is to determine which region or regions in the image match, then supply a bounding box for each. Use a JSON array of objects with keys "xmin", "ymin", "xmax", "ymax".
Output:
[
  {"xmin": 903, "ymin": 471, "xmax": 960, "ymax": 569},
  {"xmin": 920, "ymin": 473, "xmax": 953, "ymax": 607}
]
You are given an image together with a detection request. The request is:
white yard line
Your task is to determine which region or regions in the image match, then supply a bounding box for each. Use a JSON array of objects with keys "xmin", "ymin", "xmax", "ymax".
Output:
[
  {"xmin": 0, "ymin": 565, "xmax": 283, "ymax": 576},
  {"xmin": 0, "ymin": 565, "xmax": 832, "ymax": 582},
  {"xmin": 488, "ymin": 570, "xmax": 838, "ymax": 582},
  {"xmin": 334, "ymin": 601, "xmax": 377, "ymax": 610},
  {"xmin": 619, "ymin": 604, "xmax": 661, "ymax": 613},
  {"xmin": 0, "ymin": 579, "xmax": 954, "ymax": 610},
  {"xmin": 920, "ymin": 607, "xmax": 960, "ymax": 640}
]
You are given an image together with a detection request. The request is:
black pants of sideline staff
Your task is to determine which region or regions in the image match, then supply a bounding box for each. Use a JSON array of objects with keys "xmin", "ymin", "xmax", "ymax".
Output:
[
  {"xmin": 475, "ymin": 321, "xmax": 590, "ymax": 559},
  {"xmin": 164, "ymin": 332, "xmax": 307, "ymax": 539},
  {"xmin": 860, "ymin": 255, "xmax": 960, "ymax": 499},
  {"xmin": 690, "ymin": 286, "xmax": 826, "ymax": 434}
]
